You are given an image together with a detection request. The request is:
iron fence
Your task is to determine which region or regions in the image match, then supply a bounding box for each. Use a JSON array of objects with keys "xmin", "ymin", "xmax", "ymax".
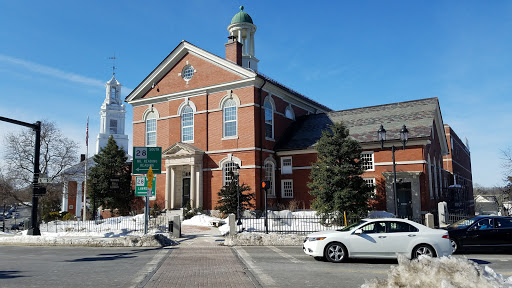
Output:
[
  {"xmin": 40, "ymin": 215, "xmax": 172, "ymax": 234},
  {"xmin": 446, "ymin": 213, "xmax": 473, "ymax": 225},
  {"xmin": 239, "ymin": 213, "xmax": 427, "ymax": 234}
]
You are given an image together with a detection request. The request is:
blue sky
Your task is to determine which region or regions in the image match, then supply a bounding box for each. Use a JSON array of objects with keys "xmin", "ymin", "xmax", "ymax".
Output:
[{"xmin": 0, "ymin": 1, "xmax": 511, "ymax": 187}]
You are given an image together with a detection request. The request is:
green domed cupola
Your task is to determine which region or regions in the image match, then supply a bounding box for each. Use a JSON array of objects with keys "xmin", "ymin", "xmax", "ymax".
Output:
[
  {"xmin": 227, "ymin": 6, "xmax": 259, "ymax": 71},
  {"xmin": 231, "ymin": 6, "xmax": 253, "ymax": 24}
]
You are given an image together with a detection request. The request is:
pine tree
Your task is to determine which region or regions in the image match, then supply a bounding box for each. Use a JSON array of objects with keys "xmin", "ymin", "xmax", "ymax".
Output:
[
  {"xmin": 308, "ymin": 122, "xmax": 372, "ymax": 224},
  {"xmin": 215, "ymin": 171, "xmax": 254, "ymax": 216},
  {"xmin": 88, "ymin": 136, "xmax": 133, "ymax": 216}
]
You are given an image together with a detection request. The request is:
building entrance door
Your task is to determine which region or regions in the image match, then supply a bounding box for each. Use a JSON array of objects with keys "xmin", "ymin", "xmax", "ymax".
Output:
[
  {"xmin": 396, "ymin": 182, "xmax": 412, "ymax": 218},
  {"xmin": 182, "ymin": 178, "xmax": 190, "ymax": 207}
]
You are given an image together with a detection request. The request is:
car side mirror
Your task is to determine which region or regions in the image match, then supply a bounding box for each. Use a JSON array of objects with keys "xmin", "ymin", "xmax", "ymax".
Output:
[{"xmin": 354, "ymin": 229, "xmax": 363, "ymax": 235}]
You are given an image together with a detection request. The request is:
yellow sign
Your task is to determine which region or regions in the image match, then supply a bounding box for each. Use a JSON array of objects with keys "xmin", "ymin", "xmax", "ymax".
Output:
[{"xmin": 147, "ymin": 166, "xmax": 154, "ymax": 189}]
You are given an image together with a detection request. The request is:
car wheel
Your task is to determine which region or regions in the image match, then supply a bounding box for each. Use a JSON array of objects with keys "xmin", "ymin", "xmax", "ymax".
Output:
[
  {"xmin": 451, "ymin": 239, "xmax": 458, "ymax": 253},
  {"xmin": 412, "ymin": 244, "xmax": 436, "ymax": 258},
  {"xmin": 324, "ymin": 242, "xmax": 348, "ymax": 263}
]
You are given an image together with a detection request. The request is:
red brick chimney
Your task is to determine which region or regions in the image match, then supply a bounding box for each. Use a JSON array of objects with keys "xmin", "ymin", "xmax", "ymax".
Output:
[{"xmin": 225, "ymin": 35, "xmax": 243, "ymax": 66}]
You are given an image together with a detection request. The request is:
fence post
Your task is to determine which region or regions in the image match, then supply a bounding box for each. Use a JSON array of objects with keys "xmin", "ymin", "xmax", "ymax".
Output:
[
  {"xmin": 229, "ymin": 214, "xmax": 236, "ymax": 236},
  {"xmin": 438, "ymin": 201, "xmax": 448, "ymax": 227},
  {"xmin": 425, "ymin": 213, "xmax": 435, "ymax": 228},
  {"xmin": 172, "ymin": 215, "xmax": 181, "ymax": 238}
]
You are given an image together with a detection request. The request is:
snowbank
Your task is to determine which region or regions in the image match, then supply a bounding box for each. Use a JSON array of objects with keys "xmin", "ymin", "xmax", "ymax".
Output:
[
  {"xmin": 0, "ymin": 233, "xmax": 177, "ymax": 247},
  {"xmin": 224, "ymin": 232, "xmax": 304, "ymax": 246},
  {"xmin": 362, "ymin": 255, "xmax": 512, "ymax": 288}
]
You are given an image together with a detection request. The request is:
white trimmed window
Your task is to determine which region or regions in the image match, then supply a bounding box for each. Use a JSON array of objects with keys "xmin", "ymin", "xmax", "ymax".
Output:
[
  {"xmin": 145, "ymin": 112, "xmax": 157, "ymax": 146},
  {"xmin": 281, "ymin": 157, "xmax": 292, "ymax": 174},
  {"xmin": 364, "ymin": 178, "xmax": 376, "ymax": 199},
  {"xmin": 223, "ymin": 99, "xmax": 237, "ymax": 138},
  {"xmin": 264, "ymin": 98, "xmax": 274, "ymax": 139},
  {"xmin": 181, "ymin": 105, "xmax": 194, "ymax": 142},
  {"xmin": 361, "ymin": 152, "xmax": 374, "ymax": 171},
  {"xmin": 285, "ymin": 105, "xmax": 295, "ymax": 120},
  {"xmin": 222, "ymin": 161, "xmax": 240, "ymax": 186},
  {"xmin": 264, "ymin": 161, "xmax": 275, "ymax": 197},
  {"xmin": 281, "ymin": 180, "xmax": 293, "ymax": 198}
]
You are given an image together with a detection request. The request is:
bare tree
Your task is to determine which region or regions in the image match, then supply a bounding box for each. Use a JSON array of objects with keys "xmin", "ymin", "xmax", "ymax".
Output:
[{"xmin": 2, "ymin": 120, "xmax": 79, "ymax": 204}]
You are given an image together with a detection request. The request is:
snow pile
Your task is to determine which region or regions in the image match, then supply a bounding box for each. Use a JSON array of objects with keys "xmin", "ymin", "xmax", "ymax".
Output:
[
  {"xmin": 224, "ymin": 232, "xmax": 305, "ymax": 246},
  {"xmin": 182, "ymin": 214, "xmax": 225, "ymax": 227},
  {"xmin": 0, "ymin": 232, "xmax": 177, "ymax": 247},
  {"xmin": 362, "ymin": 255, "xmax": 512, "ymax": 288}
]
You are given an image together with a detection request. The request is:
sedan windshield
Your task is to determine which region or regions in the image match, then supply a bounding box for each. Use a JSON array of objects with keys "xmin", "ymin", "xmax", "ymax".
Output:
[
  {"xmin": 337, "ymin": 220, "xmax": 366, "ymax": 232},
  {"xmin": 449, "ymin": 218, "xmax": 479, "ymax": 229}
]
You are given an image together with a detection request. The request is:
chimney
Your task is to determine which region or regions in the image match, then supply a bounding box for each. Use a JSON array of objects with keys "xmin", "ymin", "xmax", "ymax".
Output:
[
  {"xmin": 80, "ymin": 154, "xmax": 86, "ymax": 162},
  {"xmin": 225, "ymin": 35, "xmax": 243, "ymax": 66}
]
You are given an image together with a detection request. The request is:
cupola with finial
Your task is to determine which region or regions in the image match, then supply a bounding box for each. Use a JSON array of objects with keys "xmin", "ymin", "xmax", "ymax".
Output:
[{"xmin": 227, "ymin": 6, "xmax": 259, "ymax": 71}]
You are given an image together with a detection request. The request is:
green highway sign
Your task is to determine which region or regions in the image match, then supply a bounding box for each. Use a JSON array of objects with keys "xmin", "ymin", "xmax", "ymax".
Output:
[
  {"xmin": 135, "ymin": 176, "xmax": 156, "ymax": 197},
  {"xmin": 133, "ymin": 147, "xmax": 162, "ymax": 174}
]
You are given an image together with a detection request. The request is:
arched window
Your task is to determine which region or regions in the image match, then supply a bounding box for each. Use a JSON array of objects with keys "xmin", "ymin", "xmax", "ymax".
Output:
[
  {"xmin": 181, "ymin": 105, "xmax": 194, "ymax": 142},
  {"xmin": 264, "ymin": 98, "xmax": 274, "ymax": 139},
  {"xmin": 145, "ymin": 111, "xmax": 157, "ymax": 146},
  {"xmin": 223, "ymin": 99, "xmax": 237, "ymax": 138},
  {"xmin": 264, "ymin": 161, "xmax": 275, "ymax": 197},
  {"xmin": 223, "ymin": 161, "xmax": 240, "ymax": 186}
]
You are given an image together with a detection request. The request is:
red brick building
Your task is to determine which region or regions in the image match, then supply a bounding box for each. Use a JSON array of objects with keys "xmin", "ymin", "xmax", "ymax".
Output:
[{"xmin": 125, "ymin": 7, "xmax": 473, "ymax": 218}]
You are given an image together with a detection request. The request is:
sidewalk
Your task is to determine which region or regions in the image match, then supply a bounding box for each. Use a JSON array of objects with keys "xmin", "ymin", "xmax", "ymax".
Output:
[{"xmin": 139, "ymin": 225, "xmax": 258, "ymax": 288}]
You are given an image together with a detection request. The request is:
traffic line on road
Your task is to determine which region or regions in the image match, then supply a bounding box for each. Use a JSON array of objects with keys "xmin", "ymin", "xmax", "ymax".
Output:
[
  {"xmin": 268, "ymin": 246, "xmax": 303, "ymax": 264},
  {"xmin": 235, "ymin": 247, "xmax": 276, "ymax": 286}
]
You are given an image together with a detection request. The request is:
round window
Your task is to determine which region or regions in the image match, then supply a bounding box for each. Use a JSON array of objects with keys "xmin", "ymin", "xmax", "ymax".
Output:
[{"xmin": 182, "ymin": 65, "xmax": 195, "ymax": 81}]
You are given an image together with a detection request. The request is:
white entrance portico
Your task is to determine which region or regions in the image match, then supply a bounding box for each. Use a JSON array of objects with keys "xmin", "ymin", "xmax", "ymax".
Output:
[{"xmin": 163, "ymin": 143, "xmax": 204, "ymax": 209}]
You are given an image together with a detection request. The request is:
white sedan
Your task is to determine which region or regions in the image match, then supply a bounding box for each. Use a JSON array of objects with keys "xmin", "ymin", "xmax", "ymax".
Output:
[{"xmin": 303, "ymin": 218, "xmax": 452, "ymax": 263}]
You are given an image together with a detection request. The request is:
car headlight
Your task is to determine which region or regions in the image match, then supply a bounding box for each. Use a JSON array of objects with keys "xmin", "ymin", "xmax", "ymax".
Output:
[{"xmin": 306, "ymin": 237, "xmax": 326, "ymax": 241}]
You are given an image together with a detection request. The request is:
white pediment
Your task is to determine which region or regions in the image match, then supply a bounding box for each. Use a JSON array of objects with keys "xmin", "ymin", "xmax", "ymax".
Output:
[{"xmin": 163, "ymin": 142, "xmax": 204, "ymax": 159}]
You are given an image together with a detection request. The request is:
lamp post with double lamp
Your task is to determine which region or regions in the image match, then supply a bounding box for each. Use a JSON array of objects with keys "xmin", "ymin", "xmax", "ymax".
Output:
[
  {"xmin": 233, "ymin": 164, "xmax": 242, "ymax": 226},
  {"xmin": 378, "ymin": 124, "xmax": 409, "ymax": 216}
]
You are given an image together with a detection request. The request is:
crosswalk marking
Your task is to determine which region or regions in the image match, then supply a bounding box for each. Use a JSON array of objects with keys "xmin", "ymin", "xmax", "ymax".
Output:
[
  {"xmin": 268, "ymin": 246, "xmax": 304, "ymax": 264},
  {"xmin": 235, "ymin": 247, "xmax": 277, "ymax": 286}
]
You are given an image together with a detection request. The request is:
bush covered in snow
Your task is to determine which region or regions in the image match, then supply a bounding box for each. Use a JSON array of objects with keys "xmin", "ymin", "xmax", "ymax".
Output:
[{"xmin": 362, "ymin": 255, "xmax": 512, "ymax": 288}]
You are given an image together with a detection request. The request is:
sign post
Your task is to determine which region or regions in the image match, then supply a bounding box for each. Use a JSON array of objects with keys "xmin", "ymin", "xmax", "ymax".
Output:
[
  {"xmin": 144, "ymin": 167, "xmax": 154, "ymax": 235},
  {"xmin": 261, "ymin": 181, "xmax": 270, "ymax": 234}
]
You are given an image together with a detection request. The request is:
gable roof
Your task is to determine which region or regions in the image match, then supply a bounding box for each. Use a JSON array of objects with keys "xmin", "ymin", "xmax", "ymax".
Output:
[
  {"xmin": 125, "ymin": 41, "xmax": 256, "ymax": 103},
  {"xmin": 124, "ymin": 40, "xmax": 330, "ymax": 112},
  {"xmin": 275, "ymin": 97, "xmax": 448, "ymax": 154}
]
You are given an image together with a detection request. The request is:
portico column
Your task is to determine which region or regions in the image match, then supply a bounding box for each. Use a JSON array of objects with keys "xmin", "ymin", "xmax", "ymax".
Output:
[
  {"xmin": 170, "ymin": 167, "xmax": 176, "ymax": 209},
  {"xmin": 197, "ymin": 163, "xmax": 203, "ymax": 209},
  {"xmin": 190, "ymin": 164, "xmax": 196, "ymax": 208},
  {"xmin": 238, "ymin": 29, "xmax": 242, "ymax": 43},
  {"xmin": 165, "ymin": 166, "xmax": 171, "ymax": 210},
  {"xmin": 250, "ymin": 31, "xmax": 255, "ymax": 55}
]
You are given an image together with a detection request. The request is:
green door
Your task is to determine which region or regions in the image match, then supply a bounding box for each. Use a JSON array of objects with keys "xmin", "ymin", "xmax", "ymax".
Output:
[{"xmin": 182, "ymin": 178, "xmax": 191, "ymax": 207}]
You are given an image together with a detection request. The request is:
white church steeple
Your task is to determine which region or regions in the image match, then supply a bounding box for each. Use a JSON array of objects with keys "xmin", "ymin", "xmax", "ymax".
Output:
[
  {"xmin": 227, "ymin": 6, "xmax": 259, "ymax": 71},
  {"xmin": 96, "ymin": 72, "xmax": 129, "ymax": 154}
]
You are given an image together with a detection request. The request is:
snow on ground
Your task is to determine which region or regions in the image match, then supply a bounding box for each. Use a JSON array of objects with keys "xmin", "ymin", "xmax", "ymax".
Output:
[{"xmin": 362, "ymin": 255, "xmax": 512, "ymax": 288}]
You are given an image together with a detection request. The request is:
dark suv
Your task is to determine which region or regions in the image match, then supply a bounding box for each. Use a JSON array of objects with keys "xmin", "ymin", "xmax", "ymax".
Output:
[{"xmin": 446, "ymin": 216, "xmax": 512, "ymax": 253}]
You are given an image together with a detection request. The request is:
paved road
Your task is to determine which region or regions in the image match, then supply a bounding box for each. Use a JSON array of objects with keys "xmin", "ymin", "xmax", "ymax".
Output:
[
  {"xmin": 234, "ymin": 246, "xmax": 512, "ymax": 288},
  {"xmin": 0, "ymin": 246, "xmax": 165, "ymax": 288}
]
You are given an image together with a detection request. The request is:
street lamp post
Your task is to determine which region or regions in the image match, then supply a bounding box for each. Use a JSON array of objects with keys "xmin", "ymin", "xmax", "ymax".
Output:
[
  {"xmin": 234, "ymin": 164, "xmax": 242, "ymax": 226},
  {"xmin": 378, "ymin": 124, "xmax": 409, "ymax": 216}
]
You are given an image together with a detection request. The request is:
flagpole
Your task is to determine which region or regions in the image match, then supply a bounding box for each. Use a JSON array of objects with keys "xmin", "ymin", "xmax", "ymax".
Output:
[{"xmin": 83, "ymin": 117, "xmax": 88, "ymax": 222}]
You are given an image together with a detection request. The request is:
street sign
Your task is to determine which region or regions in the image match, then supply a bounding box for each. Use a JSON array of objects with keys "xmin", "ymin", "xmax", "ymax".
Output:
[
  {"xmin": 38, "ymin": 178, "xmax": 51, "ymax": 184},
  {"xmin": 135, "ymin": 176, "xmax": 156, "ymax": 196},
  {"xmin": 133, "ymin": 147, "xmax": 162, "ymax": 174}
]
